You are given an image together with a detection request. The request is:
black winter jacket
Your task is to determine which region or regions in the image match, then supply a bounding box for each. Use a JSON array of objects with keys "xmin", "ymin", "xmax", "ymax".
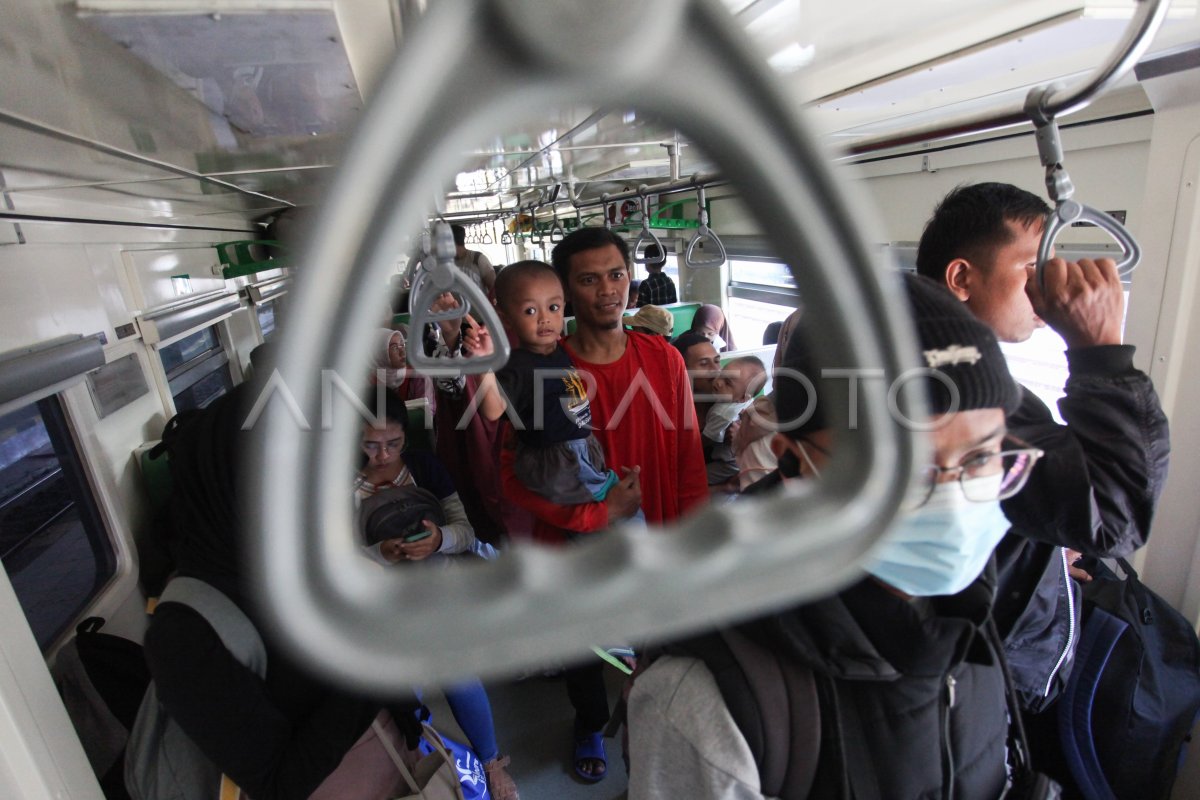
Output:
[
  {"xmin": 996, "ymin": 344, "xmax": 1169, "ymax": 710},
  {"xmin": 659, "ymin": 569, "xmax": 1013, "ymax": 800}
]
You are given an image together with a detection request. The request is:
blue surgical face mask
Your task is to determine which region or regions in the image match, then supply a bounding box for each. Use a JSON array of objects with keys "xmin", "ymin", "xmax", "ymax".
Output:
[{"xmin": 866, "ymin": 473, "xmax": 1012, "ymax": 597}]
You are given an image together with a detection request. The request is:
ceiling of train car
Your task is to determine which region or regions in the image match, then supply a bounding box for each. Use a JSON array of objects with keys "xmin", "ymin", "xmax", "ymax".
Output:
[{"xmin": 0, "ymin": 0, "xmax": 1196, "ymax": 229}]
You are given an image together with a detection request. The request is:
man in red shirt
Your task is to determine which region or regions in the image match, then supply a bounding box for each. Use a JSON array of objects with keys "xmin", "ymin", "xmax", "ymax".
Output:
[{"xmin": 498, "ymin": 227, "xmax": 707, "ymax": 782}]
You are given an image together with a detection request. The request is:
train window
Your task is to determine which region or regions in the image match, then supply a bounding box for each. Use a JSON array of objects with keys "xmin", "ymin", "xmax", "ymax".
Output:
[
  {"xmin": 0, "ymin": 398, "xmax": 115, "ymax": 651},
  {"xmin": 726, "ymin": 257, "xmax": 799, "ymax": 345},
  {"xmin": 160, "ymin": 325, "xmax": 234, "ymax": 412},
  {"xmin": 256, "ymin": 300, "xmax": 278, "ymax": 341}
]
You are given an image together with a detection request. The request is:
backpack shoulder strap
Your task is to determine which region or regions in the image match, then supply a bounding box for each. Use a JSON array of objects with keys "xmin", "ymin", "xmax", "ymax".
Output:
[
  {"xmin": 1057, "ymin": 605, "xmax": 1128, "ymax": 800},
  {"xmin": 718, "ymin": 628, "xmax": 821, "ymax": 800},
  {"xmin": 160, "ymin": 577, "xmax": 266, "ymax": 677}
]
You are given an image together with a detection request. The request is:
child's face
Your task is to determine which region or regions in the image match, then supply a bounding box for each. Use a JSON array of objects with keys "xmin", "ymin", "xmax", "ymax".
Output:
[
  {"xmin": 712, "ymin": 365, "xmax": 762, "ymax": 403},
  {"xmin": 500, "ymin": 273, "xmax": 565, "ymax": 355}
]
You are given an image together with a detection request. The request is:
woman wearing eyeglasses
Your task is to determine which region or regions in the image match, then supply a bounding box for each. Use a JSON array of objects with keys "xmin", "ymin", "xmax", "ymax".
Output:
[
  {"xmin": 352, "ymin": 392, "xmax": 520, "ymax": 800},
  {"xmin": 627, "ymin": 275, "xmax": 1049, "ymax": 800},
  {"xmin": 354, "ymin": 392, "xmax": 481, "ymax": 562}
]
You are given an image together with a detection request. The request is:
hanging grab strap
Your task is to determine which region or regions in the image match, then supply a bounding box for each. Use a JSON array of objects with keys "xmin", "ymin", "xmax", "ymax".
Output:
[
  {"xmin": 254, "ymin": 0, "xmax": 921, "ymax": 692},
  {"xmin": 406, "ymin": 221, "xmax": 511, "ymax": 374},
  {"xmin": 684, "ymin": 182, "xmax": 727, "ymax": 268},
  {"xmin": 1024, "ymin": 84, "xmax": 1141, "ymax": 287},
  {"xmin": 631, "ymin": 185, "xmax": 666, "ymax": 264}
]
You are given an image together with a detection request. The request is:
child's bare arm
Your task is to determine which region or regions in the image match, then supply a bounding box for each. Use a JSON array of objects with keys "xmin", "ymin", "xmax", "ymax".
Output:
[
  {"xmin": 461, "ymin": 316, "xmax": 507, "ymax": 421},
  {"xmin": 477, "ymin": 372, "xmax": 506, "ymax": 421}
]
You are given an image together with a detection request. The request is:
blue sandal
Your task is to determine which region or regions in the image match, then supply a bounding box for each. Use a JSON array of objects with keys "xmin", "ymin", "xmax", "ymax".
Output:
[{"xmin": 573, "ymin": 731, "xmax": 607, "ymax": 783}]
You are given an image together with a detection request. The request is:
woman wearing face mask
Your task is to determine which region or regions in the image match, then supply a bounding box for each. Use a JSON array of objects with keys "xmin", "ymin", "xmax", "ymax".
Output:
[{"xmin": 626, "ymin": 275, "xmax": 1045, "ymax": 800}]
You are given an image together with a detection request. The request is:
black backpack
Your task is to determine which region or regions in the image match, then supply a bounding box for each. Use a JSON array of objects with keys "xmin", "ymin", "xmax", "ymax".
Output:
[{"xmin": 1058, "ymin": 557, "xmax": 1200, "ymax": 799}]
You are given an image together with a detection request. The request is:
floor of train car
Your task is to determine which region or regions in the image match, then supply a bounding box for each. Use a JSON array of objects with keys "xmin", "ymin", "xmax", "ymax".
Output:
[{"xmin": 424, "ymin": 666, "xmax": 630, "ymax": 800}]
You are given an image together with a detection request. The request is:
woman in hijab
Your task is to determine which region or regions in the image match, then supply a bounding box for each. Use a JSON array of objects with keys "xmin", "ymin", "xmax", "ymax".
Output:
[
  {"xmin": 373, "ymin": 326, "xmax": 432, "ymax": 407},
  {"xmin": 685, "ymin": 304, "xmax": 736, "ymax": 352}
]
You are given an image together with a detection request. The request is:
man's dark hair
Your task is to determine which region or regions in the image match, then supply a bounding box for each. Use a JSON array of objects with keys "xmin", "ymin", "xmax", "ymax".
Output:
[
  {"xmin": 451, "ymin": 224, "xmax": 467, "ymax": 247},
  {"xmin": 551, "ymin": 227, "xmax": 631, "ymax": 286},
  {"xmin": 494, "ymin": 259, "xmax": 561, "ymax": 311},
  {"xmin": 672, "ymin": 331, "xmax": 711, "ymax": 362},
  {"xmin": 915, "ymin": 183, "xmax": 1050, "ymax": 283},
  {"xmin": 643, "ymin": 243, "xmax": 665, "ymax": 271}
]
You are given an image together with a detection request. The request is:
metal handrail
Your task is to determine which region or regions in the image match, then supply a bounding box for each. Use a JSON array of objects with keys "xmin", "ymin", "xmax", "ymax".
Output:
[
  {"xmin": 1025, "ymin": 84, "xmax": 1142, "ymax": 282},
  {"xmin": 549, "ymin": 197, "xmax": 566, "ymax": 243},
  {"xmin": 254, "ymin": 0, "xmax": 922, "ymax": 691},
  {"xmin": 842, "ymin": 0, "xmax": 1169, "ymax": 158},
  {"xmin": 631, "ymin": 185, "xmax": 666, "ymax": 264},
  {"xmin": 684, "ymin": 181, "xmax": 727, "ymax": 267},
  {"xmin": 406, "ymin": 221, "xmax": 512, "ymax": 374}
]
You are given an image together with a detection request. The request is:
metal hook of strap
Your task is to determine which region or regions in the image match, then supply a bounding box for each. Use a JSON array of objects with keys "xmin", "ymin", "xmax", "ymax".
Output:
[
  {"xmin": 684, "ymin": 181, "xmax": 727, "ymax": 268},
  {"xmin": 631, "ymin": 184, "xmax": 666, "ymax": 264},
  {"xmin": 569, "ymin": 180, "xmax": 584, "ymax": 228},
  {"xmin": 406, "ymin": 221, "xmax": 511, "ymax": 374},
  {"xmin": 601, "ymin": 193, "xmax": 612, "ymax": 230},
  {"xmin": 255, "ymin": 0, "xmax": 921, "ymax": 691},
  {"xmin": 1024, "ymin": 84, "xmax": 1141, "ymax": 287},
  {"xmin": 549, "ymin": 184, "xmax": 566, "ymax": 242}
]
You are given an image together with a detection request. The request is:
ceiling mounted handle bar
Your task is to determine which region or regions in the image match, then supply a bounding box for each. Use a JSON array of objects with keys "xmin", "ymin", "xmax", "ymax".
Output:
[
  {"xmin": 406, "ymin": 221, "xmax": 511, "ymax": 374},
  {"xmin": 1025, "ymin": 84, "xmax": 1141, "ymax": 285},
  {"xmin": 843, "ymin": 0, "xmax": 1169, "ymax": 158},
  {"xmin": 631, "ymin": 185, "xmax": 666, "ymax": 264},
  {"xmin": 254, "ymin": 0, "xmax": 921, "ymax": 692},
  {"xmin": 684, "ymin": 182, "xmax": 727, "ymax": 268},
  {"xmin": 549, "ymin": 192, "xmax": 566, "ymax": 243}
]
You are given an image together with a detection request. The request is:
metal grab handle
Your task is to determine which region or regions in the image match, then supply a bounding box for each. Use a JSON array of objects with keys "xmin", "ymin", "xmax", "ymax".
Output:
[
  {"xmin": 684, "ymin": 183, "xmax": 727, "ymax": 268},
  {"xmin": 549, "ymin": 200, "xmax": 566, "ymax": 242},
  {"xmin": 1037, "ymin": 200, "xmax": 1141, "ymax": 282},
  {"xmin": 406, "ymin": 221, "xmax": 511, "ymax": 374},
  {"xmin": 254, "ymin": 0, "xmax": 921, "ymax": 692},
  {"xmin": 631, "ymin": 186, "xmax": 666, "ymax": 264},
  {"xmin": 500, "ymin": 223, "xmax": 513, "ymax": 245},
  {"xmin": 481, "ymin": 224, "xmax": 493, "ymax": 245},
  {"xmin": 601, "ymin": 193, "xmax": 612, "ymax": 230},
  {"xmin": 1025, "ymin": 84, "xmax": 1142, "ymax": 285}
]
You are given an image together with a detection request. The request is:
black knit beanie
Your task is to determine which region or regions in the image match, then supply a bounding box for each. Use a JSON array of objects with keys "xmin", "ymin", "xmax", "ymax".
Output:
[
  {"xmin": 902, "ymin": 273, "xmax": 1020, "ymax": 415},
  {"xmin": 773, "ymin": 274, "xmax": 1019, "ymax": 434}
]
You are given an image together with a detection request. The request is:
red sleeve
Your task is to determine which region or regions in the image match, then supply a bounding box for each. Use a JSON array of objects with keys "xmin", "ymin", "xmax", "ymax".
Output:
[
  {"xmin": 499, "ymin": 427, "xmax": 610, "ymax": 535},
  {"xmin": 672, "ymin": 352, "xmax": 710, "ymax": 516}
]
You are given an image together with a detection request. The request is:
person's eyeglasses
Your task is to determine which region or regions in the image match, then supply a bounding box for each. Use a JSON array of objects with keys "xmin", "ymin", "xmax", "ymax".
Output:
[
  {"xmin": 362, "ymin": 439, "xmax": 404, "ymax": 454},
  {"xmin": 907, "ymin": 436, "xmax": 1043, "ymax": 509}
]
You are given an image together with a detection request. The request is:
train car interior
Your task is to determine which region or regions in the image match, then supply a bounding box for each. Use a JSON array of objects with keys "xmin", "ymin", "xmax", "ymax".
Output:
[{"xmin": 2, "ymin": 0, "xmax": 1200, "ymax": 797}]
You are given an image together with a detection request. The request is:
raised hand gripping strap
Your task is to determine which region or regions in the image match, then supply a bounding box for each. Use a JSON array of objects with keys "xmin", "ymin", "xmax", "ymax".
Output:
[{"xmin": 1037, "ymin": 200, "xmax": 1141, "ymax": 287}]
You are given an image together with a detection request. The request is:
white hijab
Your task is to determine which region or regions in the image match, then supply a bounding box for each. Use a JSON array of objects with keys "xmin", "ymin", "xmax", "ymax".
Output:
[{"xmin": 374, "ymin": 327, "xmax": 407, "ymax": 388}]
